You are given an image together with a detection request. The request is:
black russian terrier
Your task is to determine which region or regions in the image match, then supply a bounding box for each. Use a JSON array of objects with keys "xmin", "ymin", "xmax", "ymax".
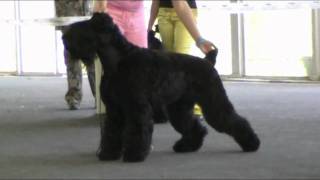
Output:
[{"xmin": 62, "ymin": 13, "xmax": 260, "ymax": 162}]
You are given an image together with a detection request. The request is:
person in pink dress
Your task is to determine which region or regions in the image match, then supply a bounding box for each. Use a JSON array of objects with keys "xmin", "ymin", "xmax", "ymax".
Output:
[{"xmin": 93, "ymin": 0, "xmax": 147, "ymax": 48}]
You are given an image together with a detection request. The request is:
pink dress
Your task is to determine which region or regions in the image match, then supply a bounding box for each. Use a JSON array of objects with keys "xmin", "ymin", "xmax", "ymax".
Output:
[
  {"xmin": 106, "ymin": 0, "xmax": 147, "ymax": 48},
  {"xmin": 108, "ymin": 0, "xmax": 144, "ymax": 12}
]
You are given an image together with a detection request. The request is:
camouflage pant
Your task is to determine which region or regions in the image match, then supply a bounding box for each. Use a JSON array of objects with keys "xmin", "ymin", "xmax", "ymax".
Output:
[{"xmin": 64, "ymin": 49, "xmax": 96, "ymax": 106}]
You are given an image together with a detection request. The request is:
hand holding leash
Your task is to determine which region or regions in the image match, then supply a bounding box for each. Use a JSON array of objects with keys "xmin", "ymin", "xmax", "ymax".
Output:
[{"xmin": 196, "ymin": 37, "xmax": 216, "ymax": 54}]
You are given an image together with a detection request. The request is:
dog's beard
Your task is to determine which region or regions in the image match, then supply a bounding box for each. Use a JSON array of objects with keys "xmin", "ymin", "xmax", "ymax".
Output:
[
  {"xmin": 81, "ymin": 55, "xmax": 96, "ymax": 65},
  {"xmin": 63, "ymin": 38, "xmax": 96, "ymax": 65},
  {"xmin": 69, "ymin": 50, "xmax": 96, "ymax": 65}
]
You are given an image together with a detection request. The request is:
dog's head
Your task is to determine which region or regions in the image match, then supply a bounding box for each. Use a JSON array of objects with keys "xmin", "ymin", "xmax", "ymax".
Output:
[
  {"xmin": 62, "ymin": 13, "xmax": 118, "ymax": 65},
  {"xmin": 62, "ymin": 20, "xmax": 97, "ymax": 65}
]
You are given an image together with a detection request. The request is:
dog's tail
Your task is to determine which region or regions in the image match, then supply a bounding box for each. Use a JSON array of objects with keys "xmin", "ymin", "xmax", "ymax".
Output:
[{"xmin": 205, "ymin": 45, "xmax": 218, "ymax": 67}]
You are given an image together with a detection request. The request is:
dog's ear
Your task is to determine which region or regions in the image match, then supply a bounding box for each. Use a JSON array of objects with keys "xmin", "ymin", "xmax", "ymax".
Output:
[{"xmin": 90, "ymin": 12, "xmax": 116, "ymax": 32}]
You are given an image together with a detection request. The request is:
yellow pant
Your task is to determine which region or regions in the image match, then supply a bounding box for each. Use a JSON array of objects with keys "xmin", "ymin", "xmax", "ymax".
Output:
[
  {"xmin": 157, "ymin": 8, "xmax": 197, "ymax": 54},
  {"xmin": 157, "ymin": 8, "xmax": 202, "ymax": 116}
]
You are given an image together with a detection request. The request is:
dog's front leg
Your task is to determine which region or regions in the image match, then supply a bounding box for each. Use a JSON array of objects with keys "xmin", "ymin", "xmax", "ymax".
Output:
[
  {"xmin": 122, "ymin": 103, "xmax": 154, "ymax": 162},
  {"xmin": 97, "ymin": 102, "xmax": 124, "ymax": 161}
]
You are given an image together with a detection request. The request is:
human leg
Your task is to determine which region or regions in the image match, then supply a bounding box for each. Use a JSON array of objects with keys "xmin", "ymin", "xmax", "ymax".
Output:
[
  {"xmin": 64, "ymin": 49, "xmax": 83, "ymax": 110},
  {"xmin": 157, "ymin": 8, "xmax": 175, "ymax": 51},
  {"xmin": 173, "ymin": 19, "xmax": 194, "ymax": 54}
]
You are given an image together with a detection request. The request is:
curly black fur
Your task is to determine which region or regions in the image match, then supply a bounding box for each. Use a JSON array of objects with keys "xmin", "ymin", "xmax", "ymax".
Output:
[
  {"xmin": 148, "ymin": 30, "xmax": 164, "ymax": 50},
  {"xmin": 63, "ymin": 13, "xmax": 260, "ymax": 162}
]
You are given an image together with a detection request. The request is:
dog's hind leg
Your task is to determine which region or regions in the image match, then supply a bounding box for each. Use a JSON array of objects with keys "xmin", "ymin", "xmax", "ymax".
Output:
[
  {"xmin": 152, "ymin": 100, "xmax": 168, "ymax": 124},
  {"xmin": 167, "ymin": 98, "xmax": 208, "ymax": 153},
  {"xmin": 121, "ymin": 101, "xmax": 154, "ymax": 162},
  {"xmin": 97, "ymin": 101, "xmax": 124, "ymax": 161},
  {"xmin": 198, "ymin": 75, "xmax": 260, "ymax": 152}
]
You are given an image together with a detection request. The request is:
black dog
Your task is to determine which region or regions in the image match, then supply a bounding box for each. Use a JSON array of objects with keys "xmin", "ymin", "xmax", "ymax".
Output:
[
  {"xmin": 148, "ymin": 25, "xmax": 164, "ymax": 50},
  {"xmin": 63, "ymin": 13, "xmax": 260, "ymax": 162}
]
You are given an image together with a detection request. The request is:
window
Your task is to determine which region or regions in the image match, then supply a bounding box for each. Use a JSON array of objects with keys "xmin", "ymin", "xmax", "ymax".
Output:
[
  {"xmin": 19, "ymin": 1, "xmax": 57, "ymax": 74},
  {"xmin": 244, "ymin": 9, "xmax": 312, "ymax": 77},
  {"xmin": 0, "ymin": 1, "xmax": 16, "ymax": 73},
  {"xmin": 0, "ymin": 1, "xmax": 317, "ymax": 79}
]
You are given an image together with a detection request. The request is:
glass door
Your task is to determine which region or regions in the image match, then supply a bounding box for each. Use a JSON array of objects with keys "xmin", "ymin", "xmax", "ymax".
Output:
[
  {"xmin": 19, "ymin": 1, "xmax": 57, "ymax": 74},
  {"xmin": 243, "ymin": 9, "xmax": 312, "ymax": 77},
  {"xmin": 0, "ymin": 1, "xmax": 16, "ymax": 73}
]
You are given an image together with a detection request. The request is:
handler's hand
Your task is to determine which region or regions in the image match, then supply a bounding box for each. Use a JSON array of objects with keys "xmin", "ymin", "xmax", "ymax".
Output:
[{"xmin": 196, "ymin": 38, "xmax": 216, "ymax": 54}]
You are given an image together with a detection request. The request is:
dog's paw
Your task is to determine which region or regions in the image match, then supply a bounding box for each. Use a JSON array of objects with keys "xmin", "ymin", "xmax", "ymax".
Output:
[
  {"xmin": 173, "ymin": 128, "xmax": 208, "ymax": 153},
  {"xmin": 231, "ymin": 119, "xmax": 260, "ymax": 152},
  {"xmin": 173, "ymin": 138, "xmax": 203, "ymax": 153},
  {"xmin": 122, "ymin": 145, "xmax": 152, "ymax": 162},
  {"xmin": 122, "ymin": 151, "xmax": 148, "ymax": 162},
  {"xmin": 235, "ymin": 132, "xmax": 260, "ymax": 152},
  {"xmin": 97, "ymin": 150, "xmax": 122, "ymax": 161}
]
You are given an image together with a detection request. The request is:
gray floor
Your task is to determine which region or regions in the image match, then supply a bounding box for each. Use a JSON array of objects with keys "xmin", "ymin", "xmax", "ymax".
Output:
[{"xmin": 0, "ymin": 76, "xmax": 319, "ymax": 179}]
